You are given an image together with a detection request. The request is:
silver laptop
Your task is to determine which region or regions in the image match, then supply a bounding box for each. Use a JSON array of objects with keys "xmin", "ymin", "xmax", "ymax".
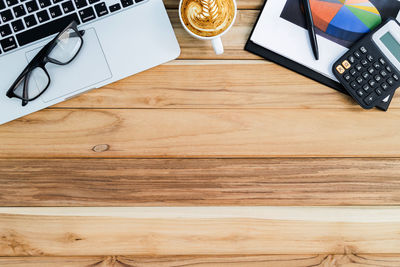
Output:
[{"xmin": 0, "ymin": 0, "xmax": 180, "ymax": 125}]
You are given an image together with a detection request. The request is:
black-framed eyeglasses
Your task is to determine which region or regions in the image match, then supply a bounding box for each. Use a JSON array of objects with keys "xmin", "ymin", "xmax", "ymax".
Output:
[{"xmin": 6, "ymin": 21, "xmax": 85, "ymax": 106}]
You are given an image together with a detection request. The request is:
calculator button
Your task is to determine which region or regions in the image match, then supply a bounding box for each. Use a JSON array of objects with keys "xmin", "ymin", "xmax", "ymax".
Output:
[
  {"xmin": 366, "ymin": 54, "xmax": 374, "ymax": 62},
  {"xmin": 379, "ymin": 58, "xmax": 386, "ymax": 65},
  {"xmin": 375, "ymin": 88, "xmax": 383, "ymax": 95},
  {"xmin": 357, "ymin": 89, "xmax": 365, "ymax": 97},
  {"xmin": 360, "ymin": 46, "xmax": 367, "ymax": 53},
  {"xmin": 361, "ymin": 59, "xmax": 368, "ymax": 66},
  {"xmin": 374, "ymin": 75, "xmax": 382, "ymax": 82},
  {"xmin": 355, "ymin": 64, "xmax": 362, "ymax": 71},
  {"xmin": 362, "ymin": 72, "xmax": 369, "ymax": 79},
  {"xmin": 364, "ymin": 93, "xmax": 378, "ymax": 106},
  {"xmin": 387, "ymin": 78, "xmax": 395, "ymax": 86},
  {"xmin": 393, "ymin": 74, "xmax": 399, "ymax": 81},
  {"xmin": 367, "ymin": 67, "xmax": 375, "ymax": 74},
  {"xmin": 363, "ymin": 84, "xmax": 371, "ymax": 92},
  {"xmin": 356, "ymin": 77, "xmax": 363, "ymax": 84},
  {"xmin": 342, "ymin": 60, "xmax": 351, "ymax": 69},
  {"xmin": 348, "ymin": 56, "xmax": 356, "ymax": 64},
  {"xmin": 350, "ymin": 81, "xmax": 358, "ymax": 89},
  {"xmin": 381, "ymin": 83, "xmax": 389, "ymax": 91},
  {"xmin": 373, "ymin": 62, "xmax": 381, "ymax": 69},
  {"xmin": 354, "ymin": 51, "xmax": 361, "ymax": 58},
  {"xmin": 386, "ymin": 66, "xmax": 392, "ymax": 73},
  {"xmin": 369, "ymin": 79, "xmax": 376, "ymax": 87},
  {"xmin": 336, "ymin": 65, "xmax": 345, "ymax": 74},
  {"xmin": 380, "ymin": 70, "xmax": 388, "ymax": 77},
  {"xmin": 350, "ymin": 68, "xmax": 356, "ymax": 76},
  {"xmin": 344, "ymin": 73, "xmax": 351, "ymax": 81}
]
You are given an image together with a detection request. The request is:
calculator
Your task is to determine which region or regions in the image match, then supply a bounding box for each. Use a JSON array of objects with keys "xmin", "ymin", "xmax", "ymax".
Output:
[{"xmin": 333, "ymin": 19, "xmax": 400, "ymax": 109}]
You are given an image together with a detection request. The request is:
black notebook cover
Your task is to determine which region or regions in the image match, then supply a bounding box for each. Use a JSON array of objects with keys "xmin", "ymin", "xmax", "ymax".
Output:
[{"xmin": 244, "ymin": 0, "xmax": 392, "ymax": 111}]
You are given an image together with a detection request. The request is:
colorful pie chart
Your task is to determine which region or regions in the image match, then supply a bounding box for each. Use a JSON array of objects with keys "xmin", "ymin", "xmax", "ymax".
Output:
[{"xmin": 309, "ymin": 0, "xmax": 382, "ymax": 42}]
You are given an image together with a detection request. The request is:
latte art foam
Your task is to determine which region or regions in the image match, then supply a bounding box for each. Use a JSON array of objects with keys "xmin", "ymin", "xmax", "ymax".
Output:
[{"xmin": 181, "ymin": 0, "xmax": 235, "ymax": 37}]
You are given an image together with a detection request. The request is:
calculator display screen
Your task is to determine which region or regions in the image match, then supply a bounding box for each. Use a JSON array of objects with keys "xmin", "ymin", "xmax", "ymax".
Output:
[{"xmin": 380, "ymin": 32, "xmax": 400, "ymax": 63}]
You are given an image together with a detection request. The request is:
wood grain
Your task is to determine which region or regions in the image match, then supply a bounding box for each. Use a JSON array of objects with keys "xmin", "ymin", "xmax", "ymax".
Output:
[
  {"xmin": 2, "ymin": 254, "xmax": 400, "ymax": 266},
  {"xmin": 1, "ymin": 208, "xmax": 400, "ymax": 256},
  {"xmin": 2, "ymin": 158, "xmax": 400, "ymax": 206},
  {"xmin": 52, "ymin": 61, "xmax": 363, "ymax": 109},
  {"xmin": 2, "ymin": 109, "xmax": 400, "ymax": 158}
]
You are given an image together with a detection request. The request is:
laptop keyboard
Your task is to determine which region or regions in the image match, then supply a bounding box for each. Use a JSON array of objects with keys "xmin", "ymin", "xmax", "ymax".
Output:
[{"xmin": 0, "ymin": 0, "xmax": 147, "ymax": 55}]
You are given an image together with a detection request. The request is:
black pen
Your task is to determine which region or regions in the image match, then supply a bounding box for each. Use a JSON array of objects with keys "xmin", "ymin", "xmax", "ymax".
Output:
[{"xmin": 301, "ymin": 0, "xmax": 319, "ymax": 60}]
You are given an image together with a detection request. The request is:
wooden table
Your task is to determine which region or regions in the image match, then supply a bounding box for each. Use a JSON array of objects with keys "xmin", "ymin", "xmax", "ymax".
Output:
[{"xmin": 2, "ymin": 0, "xmax": 400, "ymax": 265}]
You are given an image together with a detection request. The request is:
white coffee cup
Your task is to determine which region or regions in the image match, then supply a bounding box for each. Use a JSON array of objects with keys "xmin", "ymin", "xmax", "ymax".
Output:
[{"xmin": 178, "ymin": 0, "xmax": 237, "ymax": 55}]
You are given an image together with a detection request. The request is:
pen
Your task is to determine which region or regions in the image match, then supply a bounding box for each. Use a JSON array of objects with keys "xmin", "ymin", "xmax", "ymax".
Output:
[{"xmin": 301, "ymin": 0, "xmax": 319, "ymax": 60}]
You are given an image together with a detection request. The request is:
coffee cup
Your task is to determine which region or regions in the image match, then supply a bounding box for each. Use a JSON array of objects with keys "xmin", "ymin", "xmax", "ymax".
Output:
[{"xmin": 179, "ymin": 0, "xmax": 237, "ymax": 55}]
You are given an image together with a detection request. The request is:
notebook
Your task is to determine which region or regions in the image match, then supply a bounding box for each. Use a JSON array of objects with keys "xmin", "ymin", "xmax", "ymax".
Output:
[{"xmin": 245, "ymin": 0, "xmax": 400, "ymax": 110}]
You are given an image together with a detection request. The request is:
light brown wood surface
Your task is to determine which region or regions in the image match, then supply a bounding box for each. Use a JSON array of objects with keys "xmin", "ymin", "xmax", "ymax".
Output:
[
  {"xmin": 1, "ymin": 207, "xmax": 400, "ymax": 256},
  {"xmin": 2, "ymin": 0, "xmax": 400, "ymax": 265}
]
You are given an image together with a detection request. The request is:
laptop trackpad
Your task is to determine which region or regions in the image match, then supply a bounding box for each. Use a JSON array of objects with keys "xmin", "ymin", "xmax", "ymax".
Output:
[{"xmin": 26, "ymin": 28, "xmax": 112, "ymax": 103}]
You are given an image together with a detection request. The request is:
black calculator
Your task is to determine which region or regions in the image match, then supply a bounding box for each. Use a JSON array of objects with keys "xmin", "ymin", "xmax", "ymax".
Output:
[{"xmin": 333, "ymin": 19, "xmax": 400, "ymax": 109}]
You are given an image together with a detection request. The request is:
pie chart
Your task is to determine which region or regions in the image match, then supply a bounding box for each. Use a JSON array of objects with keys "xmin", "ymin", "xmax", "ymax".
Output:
[{"xmin": 309, "ymin": 0, "xmax": 382, "ymax": 42}]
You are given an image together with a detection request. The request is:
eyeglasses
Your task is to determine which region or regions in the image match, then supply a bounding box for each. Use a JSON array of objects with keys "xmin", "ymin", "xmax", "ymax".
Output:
[{"xmin": 6, "ymin": 21, "xmax": 85, "ymax": 106}]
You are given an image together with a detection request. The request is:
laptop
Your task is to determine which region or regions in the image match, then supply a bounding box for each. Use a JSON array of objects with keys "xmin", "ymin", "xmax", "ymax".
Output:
[{"xmin": 0, "ymin": 0, "xmax": 180, "ymax": 125}]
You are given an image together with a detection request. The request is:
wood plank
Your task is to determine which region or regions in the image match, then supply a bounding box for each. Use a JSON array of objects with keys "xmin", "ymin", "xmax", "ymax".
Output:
[
  {"xmin": 1, "ymin": 207, "xmax": 400, "ymax": 255},
  {"xmin": 164, "ymin": 0, "xmax": 263, "ymax": 9},
  {"xmin": 2, "ymin": 158, "xmax": 400, "ymax": 206},
  {"xmin": 1, "ymin": 109, "xmax": 400, "ymax": 158},
  {"xmin": 2, "ymin": 254, "xmax": 400, "ymax": 266},
  {"xmin": 170, "ymin": 10, "xmax": 260, "ymax": 59},
  {"xmin": 53, "ymin": 61, "xmax": 363, "ymax": 109}
]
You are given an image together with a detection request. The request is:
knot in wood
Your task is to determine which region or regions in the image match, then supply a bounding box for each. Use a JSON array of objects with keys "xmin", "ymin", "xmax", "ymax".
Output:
[{"xmin": 92, "ymin": 144, "xmax": 110, "ymax": 152}]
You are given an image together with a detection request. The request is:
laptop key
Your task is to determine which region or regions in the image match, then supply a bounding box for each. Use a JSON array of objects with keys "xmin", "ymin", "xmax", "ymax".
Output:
[
  {"xmin": 88, "ymin": 0, "xmax": 99, "ymax": 4},
  {"xmin": 109, "ymin": 3, "xmax": 120, "ymax": 12},
  {"xmin": 121, "ymin": 0, "xmax": 132, "ymax": 7},
  {"xmin": 6, "ymin": 0, "xmax": 18, "ymax": 7},
  {"xmin": 74, "ymin": 0, "xmax": 86, "ymax": 8},
  {"xmin": 0, "ymin": 0, "xmax": 5, "ymax": 9},
  {"xmin": 38, "ymin": 0, "xmax": 50, "ymax": 7},
  {"xmin": 0, "ymin": 23, "xmax": 11, "ymax": 36},
  {"xmin": 53, "ymin": 0, "xmax": 63, "ymax": 3},
  {"xmin": 36, "ymin": 9, "xmax": 49, "ymax": 22},
  {"xmin": 94, "ymin": 2, "xmax": 107, "ymax": 17},
  {"xmin": 1, "ymin": 9, "xmax": 13, "ymax": 22},
  {"xmin": 24, "ymin": 13, "xmax": 36, "ymax": 27},
  {"xmin": 0, "ymin": 36, "xmax": 17, "ymax": 52},
  {"xmin": 11, "ymin": 19, "xmax": 24, "ymax": 32},
  {"xmin": 16, "ymin": 13, "xmax": 80, "ymax": 46},
  {"xmin": 49, "ymin": 5, "xmax": 62, "ymax": 18},
  {"xmin": 78, "ymin": 6, "xmax": 95, "ymax": 22},
  {"xmin": 13, "ymin": 4, "xmax": 26, "ymax": 17},
  {"xmin": 61, "ymin": 0, "xmax": 74, "ymax": 13},
  {"xmin": 25, "ymin": 0, "xmax": 38, "ymax": 12}
]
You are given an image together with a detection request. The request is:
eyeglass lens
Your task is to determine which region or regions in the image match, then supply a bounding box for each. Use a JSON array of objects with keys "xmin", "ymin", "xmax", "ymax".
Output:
[
  {"xmin": 48, "ymin": 28, "xmax": 83, "ymax": 64},
  {"xmin": 13, "ymin": 67, "xmax": 50, "ymax": 100}
]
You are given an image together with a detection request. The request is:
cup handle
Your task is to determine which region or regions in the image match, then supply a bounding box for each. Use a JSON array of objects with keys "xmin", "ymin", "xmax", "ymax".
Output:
[{"xmin": 211, "ymin": 37, "xmax": 224, "ymax": 55}]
